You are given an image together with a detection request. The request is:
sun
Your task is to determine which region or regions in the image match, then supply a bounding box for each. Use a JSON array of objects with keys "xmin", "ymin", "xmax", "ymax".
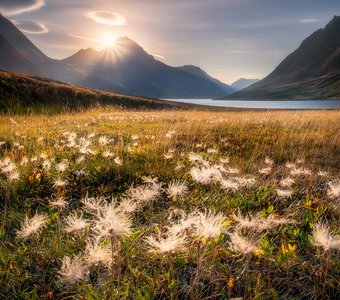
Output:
[{"xmin": 102, "ymin": 36, "xmax": 116, "ymax": 48}]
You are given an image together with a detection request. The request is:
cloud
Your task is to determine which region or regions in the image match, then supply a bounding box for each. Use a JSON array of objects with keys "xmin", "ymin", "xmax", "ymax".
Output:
[
  {"xmin": 150, "ymin": 53, "xmax": 166, "ymax": 60},
  {"xmin": 0, "ymin": 0, "xmax": 45, "ymax": 16},
  {"xmin": 68, "ymin": 33, "xmax": 102, "ymax": 44},
  {"xmin": 87, "ymin": 11, "xmax": 126, "ymax": 26},
  {"xmin": 13, "ymin": 20, "xmax": 48, "ymax": 34},
  {"xmin": 300, "ymin": 18, "xmax": 318, "ymax": 23}
]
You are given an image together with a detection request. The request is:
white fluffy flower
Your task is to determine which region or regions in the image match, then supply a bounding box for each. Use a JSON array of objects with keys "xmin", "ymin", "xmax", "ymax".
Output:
[
  {"xmin": 228, "ymin": 231, "xmax": 260, "ymax": 255},
  {"xmin": 194, "ymin": 210, "xmax": 228, "ymax": 240},
  {"xmin": 327, "ymin": 180, "xmax": 340, "ymax": 199},
  {"xmin": 166, "ymin": 180, "xmax": 189, "ymax": 198},
  {"xmin": 64, "ymin": 212, "xmax": 90, "ymax": 233},
  {"xmin": 16, "ymin": 213, "xmax": 47, "ymax": 239},
  {"xmin": 146, "ymin": 231, "xmax": 187, "ymax": 254},
  {"xmin": 58, "ymin": 256, "xmax": 89, "ymax": 284},
  {"xmin": 312, "ymin": 222, "xmax": 340, "ymax": 251}
]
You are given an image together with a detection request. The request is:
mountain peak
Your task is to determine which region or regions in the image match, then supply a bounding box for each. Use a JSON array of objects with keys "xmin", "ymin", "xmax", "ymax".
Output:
[
  {"xmin": 324, "ymin": 15, "xmax": 340, "ymax": 32},
  {"xmin": 115, "ymin": 36, "xmax": 144, "ymax": 51},
  {"xmin": 80, "ymin": 47, "xmax": 97, "ymax": 54},
  {"xmin": 99, "ymin": 36, "xmax": 152, "ymax": 62},
  {"xmin": 116, "ymin": 36, "xmax": 135, "ymax": 43},
  {"xmin": 62, "ymin": 47, "xmax": 99, "ymax": 64}
]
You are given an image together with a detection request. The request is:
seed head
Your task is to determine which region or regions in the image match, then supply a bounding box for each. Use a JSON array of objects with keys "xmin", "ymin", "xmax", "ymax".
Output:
[
  {"xmin": 146, "ymin": 231, "xmax": 187, "ymax": 254},
  {"xmin": 64, "ymin": 212, "xmax": 90, "ymax": 233},
  {"xmin": 228, "ymin": 231, "xmax": 259, "ymax": 255},
  {"xmin": 166, "ymin": 180, "xmax": 189, "ymax": 198},
  {"xmin": 58, "ymin": 255, "xmax": 89, "ymax": 284},
  {"xmin": 17, "ymin": 213, "xmax": 47, "ymax": 239},
  {"xmin": 312, "ymin": 222, "xmax": 340, "ymax": 252}
]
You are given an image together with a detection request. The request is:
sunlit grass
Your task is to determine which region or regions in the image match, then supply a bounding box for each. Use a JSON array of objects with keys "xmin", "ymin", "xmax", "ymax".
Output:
[{"xmin": 0, "ymin": 108, "xmax": 339, "ymax": 299}]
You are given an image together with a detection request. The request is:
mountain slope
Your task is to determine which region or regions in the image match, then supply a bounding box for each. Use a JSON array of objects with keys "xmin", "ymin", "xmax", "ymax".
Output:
[
  {"xmin": 0, "ymin": 13, "xmax": 77, "ymax": 82},
  {"xmin": 62, "ymin": 47, "xmax": 99, "ymax": 65},
  {"xmin": 63, "ymin": 37, "xmax": 234, "ymax": 98},
  {"xmin": 0, "ymin": 70, "xmax": 188, "ymax": 113},
  {"xmin": 0, "ymin": 13, "xmax": 49, "ymax": 73},
  {"xmin": 231, "ymin": 78, "xmax": 259, "ymax": 91},
  {"xmin": 177, "ymin": 65, "xmax": 235, "ymax": 95},
  {"xmin": 223, "ymin": 16, "xmax": 340, "ymax": 100},
  {"xmin": 0, "ymin": 14, "xmax": 233, "ymax": 99}
]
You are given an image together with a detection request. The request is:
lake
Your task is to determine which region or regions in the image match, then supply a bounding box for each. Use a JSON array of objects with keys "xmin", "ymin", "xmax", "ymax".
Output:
[{"xmin": 163, "ymin": 99, "xmax": 340, "ymax": 109}]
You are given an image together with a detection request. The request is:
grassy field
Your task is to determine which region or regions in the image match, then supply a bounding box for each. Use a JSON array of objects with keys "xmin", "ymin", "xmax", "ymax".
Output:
[{"xmin": 0, "ymin": 108, "xmax": 339, "ymax": 299}]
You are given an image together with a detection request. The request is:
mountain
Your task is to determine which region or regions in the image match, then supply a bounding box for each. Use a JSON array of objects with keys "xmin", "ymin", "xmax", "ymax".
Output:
[
  {"xmin": 177, "ymin": 65, "xmax": 235, "ymax": 94},
  {"xmin": 63, "ymin": 37, "xmax": 234, "ymax": 98},
  {"xmin": 0, "ymin": 70, "xmax": 189, "ymax": 113},
  {"xmin": 0, "ymin": 14, "xmax": 233, "ymax": 99},
  {"xmin": 222, "ymin": 16, "xmax": 340, "ymax": 100},
  {"xmin": 62, "ymin": 47, "xmax": 99, "ymax": 65},
  {"xmin": 0, "ymin": 13, "xmax": 76, "ymax": 82},
  {"xmin": 230, "ymin": 78, "xmax": 259, "ymax": 91}
]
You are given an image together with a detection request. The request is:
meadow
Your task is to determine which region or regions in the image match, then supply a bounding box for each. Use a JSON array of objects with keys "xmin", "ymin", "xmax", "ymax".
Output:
[{"xmin": 0, "ymin": 108, "xmax": 339, "ymax": 299}]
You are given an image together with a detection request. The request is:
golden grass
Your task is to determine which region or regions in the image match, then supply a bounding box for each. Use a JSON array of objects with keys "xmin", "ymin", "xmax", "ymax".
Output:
[{"xmin": 0, "ymin": 108, "xmax": 339, "ymax": 299}]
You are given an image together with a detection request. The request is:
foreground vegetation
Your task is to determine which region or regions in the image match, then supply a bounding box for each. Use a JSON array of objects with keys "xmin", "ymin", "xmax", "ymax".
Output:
[{"xmin": 0, "ymin": 109, "xmax": 339, "ymax": 299}]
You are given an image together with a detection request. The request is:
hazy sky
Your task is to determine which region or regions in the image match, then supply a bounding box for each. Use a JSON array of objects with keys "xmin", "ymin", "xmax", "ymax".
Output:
[{"xmin": 1, "ymin": 0, "xmax": 339, "ymax": 84}]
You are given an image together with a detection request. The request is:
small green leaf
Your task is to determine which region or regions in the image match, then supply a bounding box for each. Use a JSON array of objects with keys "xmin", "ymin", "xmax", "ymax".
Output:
[{"xmin": 267, "ymin": 205, "xmax": 274, "ymax": 214}]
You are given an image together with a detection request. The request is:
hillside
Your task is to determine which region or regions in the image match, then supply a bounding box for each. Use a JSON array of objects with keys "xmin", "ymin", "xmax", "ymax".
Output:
[
  {"xmin": 231, "ymin": 78, "xmax": 259, "ymax": 91},
  {"xmin": 222, "ymin": 16, "xmax": 340, "ymax": 100},
  {"xmin": 0, "ymin": 70, "xmax": 187, "ymax": 113}
]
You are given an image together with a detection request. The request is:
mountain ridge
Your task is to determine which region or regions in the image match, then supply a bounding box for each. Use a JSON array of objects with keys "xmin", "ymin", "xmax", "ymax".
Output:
[
  {"xmin": 0, "ymin": 16, "xmax": 233, "ymax": 99},
  {"xmin": 222, "ymin": 16, "xmax": 340, "ymax": 100}
]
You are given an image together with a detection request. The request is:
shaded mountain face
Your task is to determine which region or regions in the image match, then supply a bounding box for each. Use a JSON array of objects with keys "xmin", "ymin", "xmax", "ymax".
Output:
[
  {"xmin": 230, "ymin": 78, "xmax": 259, "ymax": 91},
  {"xmin": 62, "ymin": 47, "xmax": 99, "ymax": 65},
  {"xmin": 0, "ymin": 13, "xmax": 48, "ymax": 73},
  {"xmin": 177, "ymin": 65, "xmax": 235, "ymax": 95},
  {"xmin": 0, "ymin": 14, "xmax": 233, "ymax": 99},
  {"xmin": 0, "ymin": 14, "xmax": 77, "ymax": 82},
  {"xmin": 223, "ymin": 16, "xmax": 340, "ymax": 100},
  {"xmin": 63, "ymin": 37, "xmax": 234, "ymax": 98}
]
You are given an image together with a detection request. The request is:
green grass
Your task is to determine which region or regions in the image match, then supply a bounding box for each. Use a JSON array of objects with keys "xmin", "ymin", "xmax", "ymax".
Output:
[{"xmin": 0, "ymin": 109, "xmax": 339, "ymax": 299}]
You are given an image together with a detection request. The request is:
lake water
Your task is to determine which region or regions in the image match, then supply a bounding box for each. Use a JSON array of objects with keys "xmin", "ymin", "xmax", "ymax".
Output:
[{"xmin": 163, "ymin": 99, "xmax": 340, "ymax": 110}]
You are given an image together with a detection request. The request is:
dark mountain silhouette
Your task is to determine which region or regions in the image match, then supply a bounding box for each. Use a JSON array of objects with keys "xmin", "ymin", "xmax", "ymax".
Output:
[
  {"xmin": 222, "ymin": 16, "xmax": 340, "ymax": 100},
  {"xmin": 0, "ymin": 14, "xmax": 233, "ymax": 99},
  {"xmin": 0, "ymin": 13, "xmax": 76, "ymax": 82},
  {"xmin": 62, "ymin": 47, "xmax": 99, "ymax": 65},
  {"xmin": 230, "ymin": 78, "xmax": 259, "ymax": 91},
  {"xmin": 63, "ymin": 37, "xmax": 234, "ymax": 98},
  {"xmin": 177, "ymin": 65, "xmax": 235, "ymax": 94}
]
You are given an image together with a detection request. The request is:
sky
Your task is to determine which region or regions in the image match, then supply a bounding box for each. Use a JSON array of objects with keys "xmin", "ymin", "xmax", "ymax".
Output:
[{"xmin": 0, "ymin": 0, "xmax": 339, "ymax": 84}]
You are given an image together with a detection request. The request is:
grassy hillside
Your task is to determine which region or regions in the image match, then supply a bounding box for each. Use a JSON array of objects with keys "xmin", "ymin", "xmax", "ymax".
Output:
[
  {"xmin": 0, "ymin": 70, "xmax": 188, "ymax": 113},
  {"xmin": 0, "ymin": 109, "xmax": 339, "ymax": 299}
]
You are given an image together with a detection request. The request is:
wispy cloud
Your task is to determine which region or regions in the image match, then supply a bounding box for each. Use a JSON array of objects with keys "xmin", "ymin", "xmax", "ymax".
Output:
[
  {"xmin": 0, "ymin": 0, "xmax": 45, "ymax": 16},
  {"xmin": 300, "ymin": 18, "xmax": 319, "ymax": 23},
  {"xmin": 150, "ymin": 53, "xmax": 166, "ymax": 60},
  {"xmin": 87, "ymin": 11, "xmax": 126, "ymax": 26},
  {"xmin": 68, "ymin": 33, "xmax": 102, "ymax": 44},
  {"xmin": 13, "ymin": 20, "xmax": 48, "ymax": 34}
]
